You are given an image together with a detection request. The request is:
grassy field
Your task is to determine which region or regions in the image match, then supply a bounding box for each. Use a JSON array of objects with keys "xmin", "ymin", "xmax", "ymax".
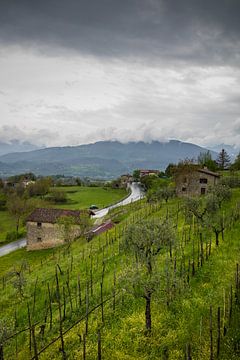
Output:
[
  {"xmin": 0, "ymin": 186, "xmax": 127, "ymax": 245},
  {"xmin": 1, "ymin": 188, "xmax": 240, "ymax": 359},
  {"xmin": 52, "ymin": 186, "xmax": 127, "ymax": 210},
  {"xmin": 0, "ymin": 211, "xmax": 25, "ymax": 245}
]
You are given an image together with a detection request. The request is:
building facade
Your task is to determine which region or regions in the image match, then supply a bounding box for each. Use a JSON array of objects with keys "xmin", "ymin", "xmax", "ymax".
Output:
[
  {"xmin": 26, "ymin": 208, "xmax": 91, "ymax": 250},
  {"xmin": 175, "ymin": 168, "xmax": 220, "ymax": 197}
]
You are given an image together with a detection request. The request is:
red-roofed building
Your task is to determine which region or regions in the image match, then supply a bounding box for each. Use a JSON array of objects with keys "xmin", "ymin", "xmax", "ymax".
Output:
[
  {"xmin": 139, "ymin": 169, "xmax": 160, "ymax": 178},
  {"xmin": 87, "ymin": 220, "xmax": 114, "ymax": 239}
]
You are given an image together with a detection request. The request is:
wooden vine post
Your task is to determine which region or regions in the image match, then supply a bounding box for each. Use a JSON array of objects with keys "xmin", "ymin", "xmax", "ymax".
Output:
[
  {"xmin": 210, "ymin": 305, "xmax": 213, "ymax": 360},
  {"xmin": 0, "ymin": 344, "xmax": 3, "ymax": 360},
  {"xmin": 98, "ymin": 329, "xmax": 102, "ymax": 360},
  {"xmin": 55, "ymin": 268, "xmax": 66, "ymax": 360}
]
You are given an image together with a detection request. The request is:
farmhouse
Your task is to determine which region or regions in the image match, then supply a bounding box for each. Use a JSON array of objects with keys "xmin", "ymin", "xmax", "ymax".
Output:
[
  {"xmin": 26, "ymin": 208, "xmax": 93, "ymax": 250},
  {"xmin": 176, "ymin": 167, "xmax": 220, "ymax": 197},
  {"xmin": 139, "ymin": 169, "xmax": 160, "ymax": 178}
]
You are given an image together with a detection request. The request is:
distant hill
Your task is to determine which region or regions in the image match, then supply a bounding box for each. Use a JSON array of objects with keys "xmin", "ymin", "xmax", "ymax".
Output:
[
  {"xmin": 0, "ymin": 140, "xmax": 40, "ymax": 156},
  {"xmin": 0, "ymin": 140, "xmax": 217, "ymax": 178},
  {"xmin": 208, "ymin": 144, "xmax": 239, "ymax": 159}
]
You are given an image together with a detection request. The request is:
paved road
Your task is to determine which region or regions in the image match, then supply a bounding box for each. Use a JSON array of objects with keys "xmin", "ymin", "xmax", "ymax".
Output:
[
  {"xmin": 0, "ymin": 238, "xmax": 27, "ymax": 257},
  {"xmin": 0, "ymin": 182, "xmax": 144, "ymax": 257},
  {"xmin": 92, "ymin": 182, "xmax": 144, "ymax": 218}
]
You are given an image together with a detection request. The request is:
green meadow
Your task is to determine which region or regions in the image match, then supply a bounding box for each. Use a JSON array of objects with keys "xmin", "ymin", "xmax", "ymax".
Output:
[
  {"xmin": 52, "ymin": 186, "xmax": 127, "ymax": 210},
  {"xmin": 0, "ymin": 211, "xmax": 25, "ymax": 245}
]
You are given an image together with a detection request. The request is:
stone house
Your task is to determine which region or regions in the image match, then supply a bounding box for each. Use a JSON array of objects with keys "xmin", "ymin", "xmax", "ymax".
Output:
[
  {"xmin": 175, "ymin": 168, "xmax": 220, "ymax": 197},
  {"xmin": 26, "ymin": 208, "xmax": 93, "ymax": 250}
]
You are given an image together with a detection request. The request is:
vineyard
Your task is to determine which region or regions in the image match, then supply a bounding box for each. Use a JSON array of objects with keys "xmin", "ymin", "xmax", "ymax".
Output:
[{"xmin": 1, "ymin": 191, "xmax": 240, "ymax": 359}]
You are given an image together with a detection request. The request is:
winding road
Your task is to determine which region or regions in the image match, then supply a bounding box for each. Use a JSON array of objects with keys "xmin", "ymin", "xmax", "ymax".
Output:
[
  {"xmin": 92, "ymin": 182, "xmax": 144, "ymax": 218},
  {"xmin": 0, "ymin": 238, "xmax": 27, "ymax": 257},
  {"xmin": 0, "ymin": 182, "xmax": 144, "ymax": 257}
]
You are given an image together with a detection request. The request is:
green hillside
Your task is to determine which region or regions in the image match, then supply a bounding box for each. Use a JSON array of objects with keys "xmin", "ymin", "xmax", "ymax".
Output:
[
  {"xmin": 1, "ymin": 191, "xmax": 240, "ymax": 359},
  {"xmin": 0, "ymin": 140, "xmax": 217, "ymax": 178}
]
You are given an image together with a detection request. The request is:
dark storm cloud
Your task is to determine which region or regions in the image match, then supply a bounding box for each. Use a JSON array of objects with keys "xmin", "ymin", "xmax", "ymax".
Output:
[{"xmin": 0, "ymin": 0, "xmax": 240, "ymax": 64}]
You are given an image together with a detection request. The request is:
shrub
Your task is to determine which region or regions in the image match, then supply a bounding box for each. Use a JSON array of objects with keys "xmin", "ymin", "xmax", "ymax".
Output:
[
  {"xmin": 5, "ymin": 231, "xmax": 21, "ymax": 242},
  {"xmin": 220, "ymin": 176, "xmax": 240, "ymax": 188},
  {"xmin": 47, "ymin": 189, "xmax": 67, "ymax": 203}
]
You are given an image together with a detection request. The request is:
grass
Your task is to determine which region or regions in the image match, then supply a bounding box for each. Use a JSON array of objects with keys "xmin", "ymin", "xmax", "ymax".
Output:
[
  {"xmin": 0, "ymin": 210, "xmax": 25, "ymax": 245},
  {"xmin": 1, "ymin": 189, "xmax": 240, "ymax": 359},
  {"xmin": 0, "ymin": 247, "xmax": 54, "ymax": 277},
  {"xmin": 219, "ymin": 169, "xmax": 240, "ymax": 177},
  {"xmin": 52, "ymin": 186, "xmax": 127, "ymax": 210}
]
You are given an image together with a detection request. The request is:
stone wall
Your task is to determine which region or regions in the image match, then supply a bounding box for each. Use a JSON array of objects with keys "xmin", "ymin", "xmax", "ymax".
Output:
[
  {"xmin": 176, "ymin": 172, "xmax": 219, "ymax": 197},
  {"xmin": 27, "ymin": 221, "xmax": 82, "ymax": 250}
]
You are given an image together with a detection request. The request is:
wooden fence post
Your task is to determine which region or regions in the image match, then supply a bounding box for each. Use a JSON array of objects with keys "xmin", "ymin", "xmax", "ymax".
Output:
[
  {"xmin": 210, "ymin": 305, "xmax": 213, "ymax": 360},
  {"xmin": 217, "ymin": 307, "xmax": 221, "ymax": 357},
  {"xmin": 55, "ymin": 268, "xmax": 66, "ymax": 360},
  {"xmin": 98, "ymin": 330, "xmax": 101, "ymax": 360},
  {"xmin": 27, "ymin": 303, "xmax": 32, "ymax": 354},
  {"xmin": 83, "ymin": 333, "xmax": 86, "ymax": 360},
  {"xmin": 31, "ymin": 325, "xmax": 38, "ymax": 360},
  {"xmin": 0, "ymin": 344, "xmax": 3, "ymax": 360}
]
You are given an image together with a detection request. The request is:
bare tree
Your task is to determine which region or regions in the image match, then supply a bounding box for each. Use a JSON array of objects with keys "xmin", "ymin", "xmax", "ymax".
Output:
[{"xmin": 6, "ymin": 194, "xmax": 37, "ymax": 234}]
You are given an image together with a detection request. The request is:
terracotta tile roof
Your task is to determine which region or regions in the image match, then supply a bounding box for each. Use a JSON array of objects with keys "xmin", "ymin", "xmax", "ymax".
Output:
[
  {"xmin": 91, "ymin": 220, "xmax": 114, "ymax": 235},
  {"xmin": 27, "ymin": 208, "xmax": 91, "ymax": 224},
  {"xmin": 198, "ymin": 168, "xmax": 220, "ymax": 177},
  {"xmin": 140, "ymin": 169, "xmax": 159, "ymax": 173}
]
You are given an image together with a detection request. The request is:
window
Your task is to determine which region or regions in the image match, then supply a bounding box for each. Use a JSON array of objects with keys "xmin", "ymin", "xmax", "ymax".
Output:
[
  {"xmin": 200, "ymin": 178, "xmax": 208, "ymax": 184},
  {"xmin": 182, "ymin": 187, "xmax": 186, "ymax": 192},
  {"xmin": 201, "ymin": 187, "xmax": 206, "ymax": 195},
  {"xmin": 37, "ymin": 222, "xmax": 42, "ymax": 228},
  {"xmin": 37, "ymin": 237, "xmax": 42, "ymax": 242}
]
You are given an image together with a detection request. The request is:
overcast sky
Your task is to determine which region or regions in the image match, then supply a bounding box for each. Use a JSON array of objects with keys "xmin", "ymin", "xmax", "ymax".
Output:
[{"xmin": 0, "ymin": 0, "xmax": 240, "ymax": 148}]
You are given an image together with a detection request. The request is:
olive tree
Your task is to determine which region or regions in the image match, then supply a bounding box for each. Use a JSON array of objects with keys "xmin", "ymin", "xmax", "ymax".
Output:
[
  {"xmin": 198, "ymin": 151, "xmax": 218, "ymax": 172},
  {"xmin": 58, "ymin": 215, "xmax": 76, "ymax": 244},
  {"xmin": 184, "ymin": 185, "xmax": 231, "ymax": 245},
  {"xmin": 123, "ymin": 218, "xmax": 175, "ymax": 332}
]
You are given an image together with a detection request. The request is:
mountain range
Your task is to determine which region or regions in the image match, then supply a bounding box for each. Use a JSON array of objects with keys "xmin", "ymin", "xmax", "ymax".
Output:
[
  {"xmin": 0, "ymin": 140, "xmax": 39, "ymax": 156},
  {"xmin": 0, "ymin": 140, "xmax": 221, "ymax": 179}
]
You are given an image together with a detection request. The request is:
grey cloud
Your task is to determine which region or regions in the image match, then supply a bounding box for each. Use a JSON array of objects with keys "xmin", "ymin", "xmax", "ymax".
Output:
[
  {"xmin": 0, "ymin": 1, "xmax": 240, "ymax": 65},
  {"xmin": 0, "ymin": 125, "xmax": 57, "ymax": 147}
]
